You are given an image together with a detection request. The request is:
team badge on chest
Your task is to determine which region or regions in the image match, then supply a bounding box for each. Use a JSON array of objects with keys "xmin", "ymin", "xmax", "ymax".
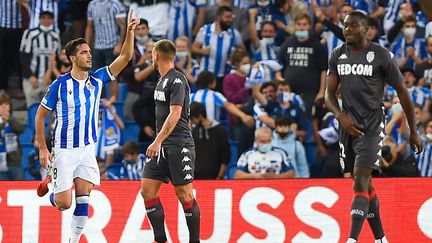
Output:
[{"xmin": 366, "ymin": 51, "xmax": 375, "ymax": 63}]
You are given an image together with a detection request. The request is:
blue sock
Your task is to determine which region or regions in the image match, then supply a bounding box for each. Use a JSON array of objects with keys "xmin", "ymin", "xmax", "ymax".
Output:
[{"xmin": 49, "ymin": 193, "xmax": 57, "ymax": 208}]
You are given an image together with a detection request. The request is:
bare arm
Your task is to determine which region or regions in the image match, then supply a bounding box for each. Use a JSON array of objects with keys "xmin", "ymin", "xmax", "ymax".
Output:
[
  {"xmin": 324, "ymin": 73, "xmax": 341, "ymax": 117},
  {"xmin": 192, "ymin": 8, "xmax": 206, "ymax": 36},
  {"xmin": 224, "ymin": 102, "xmax": 254, "ymax": 127},
  {"xmin": 35, "ymin": 106, "xmax": 51, "ymax": 168},
  {"xmin": 316, "ymin": 70, "xmax": 327, "ymax": 100},
  {"xmin": 134, "ymin": 65, "xmax": 154, "ymax": 82},
  {"xmin": 109, "ymin": 10, "xmax": 139, "ymax": 77},
  {"xmin": 85, "ymin": 20, "xmax": 94, "ymax": 47},
  {"xmin": 191, "ymin": 41, "xmax": 210, "ymax": 55},
  {"xmin": 248, "ymin": 8, "xmax": 260, "ymax": 50},
  {"xmin": 234, "ymin": 170, "xmax": 262, "ymax": 179},
  {"xmin": 154, "ymin": 105, "xmax": 182, "ymax": 144}
]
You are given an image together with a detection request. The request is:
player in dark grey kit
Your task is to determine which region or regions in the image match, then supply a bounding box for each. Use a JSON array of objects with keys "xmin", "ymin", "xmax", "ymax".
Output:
[
  {"xmin": 141, "ymin": 39, "xmax": 200, "ymax": 243},
  {"xmin": 325, "ymin": 11, "xmax": 423, "ymax": 243}
]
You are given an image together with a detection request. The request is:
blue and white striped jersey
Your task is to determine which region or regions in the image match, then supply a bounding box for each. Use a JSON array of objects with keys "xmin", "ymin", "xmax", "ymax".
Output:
[
  {"xmin": 41, "ymin": 67, "xmax": 115, "ymax": 149},
  {"xmin": 0, "ymin": 0, "xmax": 22, "ymax": 29},
  {"xmin": 195, "ymin": 23, "xmax": 243, "ymax": 77},
  {"xmin": 29, "ymin": 0, "xmax": 58, "ymax": 31},
  {"xmin": 253, "ymin": 102, "xmax": 270, "ymax": 129},
  {"xmin": 416, "ymin": 140, "xmax": 432, "ymax": 177},
  {"xmin": 190, "ymin": 88, "xmax": 227, "ymax": 121},
  {"xmin": 391, "ymin": 37, "xmax": 427, "ymax": 69},
  {"xmin": 384, "ymin": 0, "xmax": 403, "ymax": 33},
  {"xmin": 253, "ymin": 39, "xmax": 279, "ymax": 62},
  {"xmin": 120, "ymin": 154, "xmax": 146, "ymax": 180},
  {"xmin": 322, "ymin": 27, "xmax": 344, "ymax": 57},
  {"xmin": 237, "ymin": 146, "xmax": 294, "ymax": 174},
  {"xmin": 167, "ymin": 0, "xmax": 206, "ymax": 41},
  {"xmin": 87, "ymin": 0, "xmax": 126, "ymax": 49}
]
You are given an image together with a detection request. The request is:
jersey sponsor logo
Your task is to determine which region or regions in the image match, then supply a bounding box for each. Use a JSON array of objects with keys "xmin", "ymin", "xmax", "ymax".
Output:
[
  {"xmin": 183, "ymin": 165, "xmax": 192, "ymax": 171},
  {"xmin": 174, "ymin": 78, "xmax": 182, "ymax": 84},
  {"xmin": 337, "ymin": 64, "xmax": 373, "ymax": 76},
  {"xmin": 184, "ymin": 174, "xmax": 193, "ymax": 180},
  {"xmin": 366, "ymin": 51, "xmax": 375, "ymax": 63},
  {"xmin": 182, "ymin": 156, "xmax": 191, "ymax": 163},
  {"xmin": 154, "ymin": 90, "xmax": 166, "ymax": 101},
  {"xmin": 181, "ymin": 147, "xmax": 190, "ymax": 153},
  {"xmin": 350, "ymin": 209, "xmax": 365, "ymax": 216},
  {"xmin": 338, "ymin": 53, "xmax": 348, "ymax": 59}
]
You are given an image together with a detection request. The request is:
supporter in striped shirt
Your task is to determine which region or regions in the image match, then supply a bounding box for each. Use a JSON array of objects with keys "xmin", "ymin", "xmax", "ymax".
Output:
[
  {"xmin": 20, "ymin": 11, "xmax": 61, "ymax": 108},
  {"xmin": 167, "ymin": 0, "xmax": 206, "ymax": 41},
  {"xmin": 35, "ymin": 11, "xmax": 139, "ymax": 243},
  {"xmin": 107, "ymin": 141, "xmax": 146, "ymax": 180},
  {"xmin": 28, "ymin": 0, "xmax": 58, "ymax": 31},
  {"xmin": 416, "ymin": 119, "xmax": 432, "ymax": 177},
  {"xmin": 190, "ymin": 71, "xmax": 253, "ymax": 126},
  {"xmin": 192, "ymin": 6, "xmax": 246, "ymax": 91},
  {"xmin": 0, "ymin": 0, "xmax": 26, "ymax": 90}
]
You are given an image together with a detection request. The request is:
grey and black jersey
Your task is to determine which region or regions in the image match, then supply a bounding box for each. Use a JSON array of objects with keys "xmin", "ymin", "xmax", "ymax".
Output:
[
  {"xmin": 154, "ymin": 68, "xmax": 194, "ymax": 147},
  {"xmin": 328, "ymin": 42, "xmax": 403, "ymax": 132}
]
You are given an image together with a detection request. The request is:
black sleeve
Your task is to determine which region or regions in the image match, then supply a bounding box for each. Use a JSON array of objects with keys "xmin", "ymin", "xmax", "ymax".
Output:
[
  {"xmin": 386, "ymin": 19, "xmax": 404, "ymax": 44},
  {"xmin": 20, "ymin": 53, "xmax": 34, "ymax": 79},
  {"xmin": 322, "ymin": 19, "xmax": 346, "ymax": 41},
  {"xmin": 217, "ymin": 125, "xmax": 231, "ymax": 166},
  {"xmin": 382, "ymin": 48, "xmax": 404, "ymax": 86},
  {"xmin": 169, "ymin": 75, "xmax": 188, "ymax": 106}
]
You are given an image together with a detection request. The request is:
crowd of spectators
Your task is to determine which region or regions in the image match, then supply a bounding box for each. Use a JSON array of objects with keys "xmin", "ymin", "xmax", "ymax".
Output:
[{"xmin": 1, "ymin": 0, "xmax": 432, "ymax": 180}]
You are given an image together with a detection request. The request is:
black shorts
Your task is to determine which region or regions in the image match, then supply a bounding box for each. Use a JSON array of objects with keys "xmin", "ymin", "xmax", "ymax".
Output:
[
  {"xmin": 339, "ymin": 128, "xmax": 384, "ymax": 174},
  {"xmin": 142, "ymin": 145, "xmax": 195, "ymax": 185}
]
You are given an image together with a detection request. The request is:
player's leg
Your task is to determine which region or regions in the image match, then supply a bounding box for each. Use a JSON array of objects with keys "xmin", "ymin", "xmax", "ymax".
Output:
[
  {"xmin": 141, "ymin": 154, "xmax": 170, "ymax": 243},
  {"xmin": 174, "ymin": 183, "xmax": 200, "ymax": 243},
  {"xmin": 69, "ymin": 178, "xmax": 94, "ymax": 243},
  {"xmin": 141, "ymin": 178, "xmax": 166, "ymax": 243},
  {"xmin": 169, "ymin": 146, "xmax": 200, "ymax": 243},
  {"xmin": 68, "ymin": 144, "xmax": 101, "ymax": 243},
  {"xmin": 367, "ymin": 180, "xmax": 388, "ymax": 243},
  {"xmin": 348, "ymin": 166, "xmax": 372, "ymax": 242}
]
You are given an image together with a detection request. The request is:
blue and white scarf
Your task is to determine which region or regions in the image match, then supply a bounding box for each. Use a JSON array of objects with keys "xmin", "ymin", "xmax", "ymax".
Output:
[{"xmin": 96, "ymin": 107, "xmax": 120, "ymax": 159}]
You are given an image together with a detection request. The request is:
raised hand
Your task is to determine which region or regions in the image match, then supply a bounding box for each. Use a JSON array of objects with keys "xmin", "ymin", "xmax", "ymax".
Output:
[{"xmin": 128, "ymin": 9, "xmax": 139, "ymax": 31}]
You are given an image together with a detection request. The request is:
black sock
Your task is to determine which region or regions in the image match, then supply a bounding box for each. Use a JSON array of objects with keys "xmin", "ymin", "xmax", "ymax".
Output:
[
  {"xmin": 349, "ymin": 193, "xmax": 369, "ymax": 240},
  {"xmin": 367, "ymin": 191, "xmax": 385, "ymax": 239},
  {"xmin": 182, "ymin": 199, "xmax": 200, "ymax": 243},
  {"xmin": 145, "ymin": 197, "xmax": 167, "ymax": 243}
]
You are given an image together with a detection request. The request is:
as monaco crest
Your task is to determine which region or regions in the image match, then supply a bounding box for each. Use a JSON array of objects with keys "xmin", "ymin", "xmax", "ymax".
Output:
[{"xmin": 366, "ymin": 51, "xmax": 375, "ymax": 63}]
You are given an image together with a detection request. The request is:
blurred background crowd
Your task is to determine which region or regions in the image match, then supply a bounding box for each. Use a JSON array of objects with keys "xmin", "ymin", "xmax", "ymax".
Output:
[{"xmin": 1, "ymin": 0, "xmax": 432, "ymax": 181}]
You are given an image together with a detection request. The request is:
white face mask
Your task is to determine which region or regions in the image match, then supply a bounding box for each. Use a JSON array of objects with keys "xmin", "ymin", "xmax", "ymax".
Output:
[
  {"xmin": 239, "ymin": 64, "xmax": 251, "ymax": 74},
  {"xmin": 403, "ymin": 27, "xmax": 416, "ymax": 38},
  {"xmin": 426, "ymin": 133, "xmax": 432, "ymax": 142},
  {"xmin": 176, "ymin": 51, "xmax": 189, "ymax": 58},
  {"xmin": 261, "ymin": 37, "xmax": 275, "ymax": 45},
  {"xmin": 135, "ymin": 35, "xmax": 149, "ymax": 44},
  {"xmin": 39, "ymin": 25, "xmax": 53, "ymax": 32},
  {"xmin": 257, "ymin": 0, "xmax": 269, "ymax": 7}
]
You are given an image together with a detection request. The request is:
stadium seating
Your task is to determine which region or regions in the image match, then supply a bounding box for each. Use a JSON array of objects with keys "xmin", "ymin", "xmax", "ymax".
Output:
[{"xmin": 120, "ymin": 121, "xmax": 140, "ymax": 145}]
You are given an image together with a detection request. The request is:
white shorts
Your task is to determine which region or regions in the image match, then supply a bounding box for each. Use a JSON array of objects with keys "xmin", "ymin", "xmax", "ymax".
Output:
[{"xmin": 52, "ymin": 143, "xmax": 100, "ymax": 194}]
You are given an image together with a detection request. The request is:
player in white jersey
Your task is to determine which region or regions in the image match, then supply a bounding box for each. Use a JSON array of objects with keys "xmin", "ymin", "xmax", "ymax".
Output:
[{"xmin": 34, "ymin": 10, "xmax": 139, "ymax": 243}]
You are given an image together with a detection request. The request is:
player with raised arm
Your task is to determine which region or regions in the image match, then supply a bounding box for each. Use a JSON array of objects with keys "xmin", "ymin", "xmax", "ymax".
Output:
[
  {"xmin": 325, "ymin": 11, "xmax": 423, "ymax": 243},
  {"xmin": 140, "ymin": 39, "xmax": 200, "ymax": 243},
  {"xmin": 34, "ymin": 10, "xmax": 139, "ymax": 243}
]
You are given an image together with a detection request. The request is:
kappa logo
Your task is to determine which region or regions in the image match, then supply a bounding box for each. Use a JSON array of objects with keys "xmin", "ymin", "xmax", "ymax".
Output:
[
  {"xmin": 181, "ymin": 147, "xmax": 190, "ymax": 153},
  {"xmin": 162, "ymin": 78, "xmax": 168, "ymax": 89},
  {"xmin": 182, "ymin": 156, "xmax": 191, "ymax": 163},
  {"xmin": 174, "ymin": 78, "xmax": 182, "ymax": 84},
  {"xmin": 183, "ymin": 165, "xmax": 192, "ymax": 171},
  {"xmin": 184, "ymin": 174, "xmax": 193, "ymax": 180},
  {"xmin": 366, "ymin": 51, "xmax": 375, "ymax": 63},
  {"xmin": 338, "ymin": 53, "xmax": 348, "ymax": 59}
]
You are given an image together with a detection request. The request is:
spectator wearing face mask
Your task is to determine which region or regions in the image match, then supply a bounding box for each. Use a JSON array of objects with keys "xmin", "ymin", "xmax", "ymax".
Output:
[
  {"xmin": 234, "ymin": 127, "xmax": 296, "ymax": 179},
  {"xmin": 277, "ymin": 13, "xmax": 327, "ymax": 117},
  {"xmin": 391, "ymin": 15, "xmax": 427, "ymax": 69},
  {"xmin": 272, "ymin": 115, "xmax": 309, "ymax": 178},
  {"xmin": 107, "ymin": 141, "xmax": 146, "ymax": 180},
  {"xmin": 174, "ymin": 36, "xmax": 200, "ymax": 90}
]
